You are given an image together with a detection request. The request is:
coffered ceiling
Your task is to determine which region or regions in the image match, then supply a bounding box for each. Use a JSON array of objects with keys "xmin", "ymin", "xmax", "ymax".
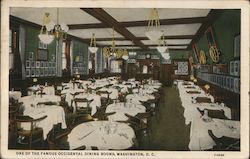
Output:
[{"xmin": 10, "ymin": 7, "xmax": 223, "ymax": 51}]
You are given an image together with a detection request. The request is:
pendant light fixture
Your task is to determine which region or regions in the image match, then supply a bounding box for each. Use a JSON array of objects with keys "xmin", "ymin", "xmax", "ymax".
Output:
[
  {"xmin": 145, "ymin": 8, "xmax": 163, "ymax": 42},
  {"xmin": 88, "ymin": 33, "xmax": 98, "ymax": 53},
  {"xmin": 38, "ymin": 8, "xmax": 69, "ymax": 44}
]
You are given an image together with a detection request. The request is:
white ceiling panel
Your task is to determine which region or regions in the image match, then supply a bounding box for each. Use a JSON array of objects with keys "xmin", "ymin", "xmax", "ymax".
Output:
[
  {"xmin": 68, "ymin": 28, "xmax": 123, "ymax": 39},
  {"xmin": 97, "ymin": 40, "xmax": 133, "ymax": 46},
  {"xmin": 127, "ymin": 23, "xmax": 201, "ymax": 37},
  {"xmin": 104, "ymin": 8, "xmax": 210, "ymax": 22},
  {"xmin": 142, "ymin": 39, "xmax": 191, "ymax": 45},
  {"xmin": 10, "ymin": 8, "xmax": 101, "ymax": 25}
]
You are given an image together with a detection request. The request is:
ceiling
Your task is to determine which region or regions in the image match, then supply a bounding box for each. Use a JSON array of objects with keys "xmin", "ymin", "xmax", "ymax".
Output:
[{"xmin": 10, "ymin": 8, "xmax": 215, "ymax": 51}]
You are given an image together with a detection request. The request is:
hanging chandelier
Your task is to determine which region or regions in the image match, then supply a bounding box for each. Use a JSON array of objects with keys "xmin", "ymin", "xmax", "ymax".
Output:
[
  {"xmin": 103, "ymin": 27, "xmax": 128, "ymax": 60},
  {"xmin": 157, "ymin": 35, "xmax": 170, "ymax": 59},
  {"xmin": 38, "ymin": 8, "xmax": 69, "ymax": 44},
  {"xmin": 88, "ymin": 33, "xmax": 98, "ymax": 53},
  {"xmin": 145, "ymin": 8, "xmax": 163, "ymax": 42}
]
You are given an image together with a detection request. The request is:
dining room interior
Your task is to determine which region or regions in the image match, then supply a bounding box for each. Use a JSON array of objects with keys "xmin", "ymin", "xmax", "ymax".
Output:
[{"xmin": 8, "ymin": 7, "xmax": 241, "ymax": 151}]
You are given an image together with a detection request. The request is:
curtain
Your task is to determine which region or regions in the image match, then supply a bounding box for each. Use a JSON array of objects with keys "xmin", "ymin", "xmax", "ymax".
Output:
[{"xmin": 19, "ymin": 25, "xmax": 26, "ymax": 79}]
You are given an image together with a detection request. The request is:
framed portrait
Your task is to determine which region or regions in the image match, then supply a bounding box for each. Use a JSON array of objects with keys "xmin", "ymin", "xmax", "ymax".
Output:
[
  {"xmin": 205, "ymin": 26, "xmax": 217, "ymax": 48},
  {"xmin": 40, "ymin": 68, "xmax": 44, "ymax": 77},
  {"xmin": 26, "ymin": 60, "xmax": 30, "ymax": 68},
  {"xmin": 230, "ymin": 77, "xmax": 234, "ymax": 90},
  {"xmin": 234, "ymin": 34, "xmax": 240, "ymax": 58},
  {"xmin": 234, "ymin": 60, "xmax": 240, "ymax": 76},
  {"xmin": 44, "ymin": 68, "xmax": 48, "ymax": 76},
  {"xmin": 37, "ymin": 49, "xmax": 48, "ymax": 61},
  {"xmin": 31, "ymin": 61, "xmax": 35, "ymax": 68},
  {"xmin": 36, "ymin": 61, "xmax": 40, "ymax": 68},
  {"xmin": 223, "ymin": 76, "xmax": 227, "ymax": 88},
  {"xmin": 230, "ymin": 61, "xmax": 234, "ymax": 76},
  {"xmin": 226, "ymin": 76, "xmax": 230, "ymax": 89},
  {"xmin": 234, "ymin": 78, "xmax": 239, "ymax": 93},
  {"xmin": 29, "ymin": 52, "xmax": 34, "ymax": 60},
  {"xmin": 31, "ymin": 68, "xmax": 36, "ymax": 77},
  {"xmin": 25, "ymin": 69, "xmax": 30, "ymax": 77},
  {"xmin": 35, "ymin": 68, "xmax": 40, "ymax": 77}
]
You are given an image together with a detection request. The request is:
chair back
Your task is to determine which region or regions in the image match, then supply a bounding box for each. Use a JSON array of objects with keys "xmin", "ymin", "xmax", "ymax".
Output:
[{"xmin": 15, "ymin": 115, "xmax": 47, "ymax": 132}]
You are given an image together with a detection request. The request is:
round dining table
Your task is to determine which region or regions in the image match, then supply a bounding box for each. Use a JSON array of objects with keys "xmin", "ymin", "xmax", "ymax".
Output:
[
  {"xmin": 105, "ymin": 102, "xmax": 146, "ymax": 121},
  {"xmin": 67, "ymin": 121, "xmax": 136, "ymax": 150}
]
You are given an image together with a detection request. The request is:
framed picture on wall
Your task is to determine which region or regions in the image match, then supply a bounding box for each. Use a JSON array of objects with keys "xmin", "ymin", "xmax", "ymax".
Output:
[
  {"xmin": 31, "ymin": 68, "xmax": 36, "ymax": 77},
  {"xmin": 26, "ymin": 69, "xmax": 30, "ymax": 77},
  {"xmin": 234, "ymin": 78, "xmax": 239, "ymax": 93},
  {"xmin": 44, "ymin": 68, "xmax": 48, "ymax": 76},
  {"xmin": 230, "ymin": 61, "xmax": 234, "ymax": 76},
  {"xmin": 205, "ymin": 26, "xmax": 217, "ymax": 48},
  {"xmin": 29, "ymin": 52, "xmax": 34, "ymax": 60},
  {"xmin": 234, "ymin": 34, "xmax": 240, "ymax": 58},
  {"xmin": 226, "ymin": 77, "xmax": 230, "ymax": 90},
  {"xmin": 35, "ymin": 68, "xmax": 40, "ymax": 77},
  {"xmin": 40, "ymin": 68, "xmax": 44, "ymax": 77},
  {"xmin": 36, "ymin": 61, "xmax": 40, "ymax": 68},
  {"xmin": 26, "ymin": 60, "xmax": 30, "ymax": 68},
  {"xmin": 230, "ymin": 77, "xmax": 234, "ymax": 90},
  {"xmin": 31, "ymin": 61, "xmax": 35, "ymax": 68},
  {"xmin": 234, "ymin": 60, "xmax": 240, "ymax": 76}
]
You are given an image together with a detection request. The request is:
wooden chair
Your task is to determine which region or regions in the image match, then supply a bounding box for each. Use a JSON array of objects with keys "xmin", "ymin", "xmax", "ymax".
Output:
[
  {"xmin": 208, "ymin": 130, "xmax": 240, "ymax": 150},
  {"xmin": 74, "ymin": 98, "xmax": 93, "ymax": 114},
  {"xmin": 47, "ymin": 131, "xmax": 86, "ymax": 150},
  {"xmin": 124, "ymin": 113, "xmax": 147, "ymax": 136},
  {"xmin": 197, "ymin": 108, "xmax": 229, "ymax": 120},
  {"xmin": 195, "ymin": 97, "xmax": 212, "ymax": 103},
  {"xmin": 98, "ymin": 112, "xmax": 116, "ymax": 120},
  {"xmin": 15, "ymin": 115, "xmax": 47, "ymax": 149}
]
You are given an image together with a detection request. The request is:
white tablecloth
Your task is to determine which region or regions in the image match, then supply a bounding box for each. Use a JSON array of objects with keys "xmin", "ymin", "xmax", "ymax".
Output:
[
  {"xmin": 67, "ymin": 121, "xmax": 136, "ymax": 150},
  {"xmin": 9, "ymin": 91, "xmax": 22, "ymax": 100},
  {"xmin": 19, "ymin": 95, "xmax": 61, "ymax": 108},
  {"xmin": 126, "ymin": 94, "xmax": 155, "ymax": 104},
  {"xmin": 106, "ymin": 102, "xmax": 146, "ymax": 121},
  {"xmin": 189, "ymin": 117, "xmax": 240, "ymax": 150},
  {"xmin": 22, "ymin": 105, "xmax": 67, "ymax": 139}
]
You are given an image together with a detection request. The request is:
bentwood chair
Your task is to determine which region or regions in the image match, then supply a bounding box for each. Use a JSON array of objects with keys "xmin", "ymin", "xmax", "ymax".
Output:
[
  {"xmin": 47, "ymin": 131, "xmax": 86, "ymax": 150},
  {"xmin": 74, "ymin": 98, "xmax": 93, "ymax": 114},
  {"xmin": 196, "ymin": 108, "xmax": 229, "ymax": 120},
  {"xmin": 124, "ymin": 113, "xmax": 147, "ymax": 136},
  {"xmin": 208, "ymin": 130, "xmax": 240, "ymax": 150},
  {"xmin": 15, "ymin": 115, "xmax": 47, "ymax": 149}
]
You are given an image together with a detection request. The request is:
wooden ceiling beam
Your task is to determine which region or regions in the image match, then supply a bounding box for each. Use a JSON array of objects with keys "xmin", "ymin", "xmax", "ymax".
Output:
[
  {"xmin": 81, "ymin": 35, "xmax": 195, "ymax": 41},
  {"xmin": 68, "ymin": 17, "xmax": 207, "ymax": 30},
  {"xmin": 81, "ymin": 8, "xmax": 148, "ymax": 49},
  {"xmin": 111, "ymin": 44, "xmax": 188, "ymax": 47},
  {"xmin": 187, "ymin": 9, "xmax": 224, "ymax": 50}
]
